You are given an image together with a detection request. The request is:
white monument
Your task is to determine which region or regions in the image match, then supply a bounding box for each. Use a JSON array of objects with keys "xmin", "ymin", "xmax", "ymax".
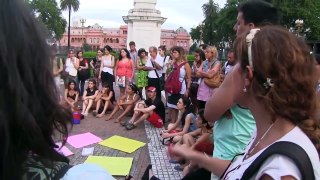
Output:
[{"xmin": 123, "ymin": 0, "xmax": 166, "ymax": 50}]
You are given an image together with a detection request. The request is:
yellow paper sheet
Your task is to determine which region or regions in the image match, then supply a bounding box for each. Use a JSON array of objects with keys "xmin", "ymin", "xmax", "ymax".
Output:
[
  {"xmin": 85, "ymin": 156, "xmax": 133, "ymax": 176},
  {"xmin": 99, "ymin": 135, "xmax": 146, "ymax": 153}
]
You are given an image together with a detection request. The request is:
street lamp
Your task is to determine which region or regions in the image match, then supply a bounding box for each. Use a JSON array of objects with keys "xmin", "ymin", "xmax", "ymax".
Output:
[{"xmin": 80, "ymin": 18, "xmax": 86, "ymax": 44}]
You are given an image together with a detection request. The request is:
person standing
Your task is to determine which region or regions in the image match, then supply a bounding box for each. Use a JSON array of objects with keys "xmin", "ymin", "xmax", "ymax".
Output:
[
  {"xmin": 136, "ymin": 48, "xmax": 149, "ymax": 94},
  {"xmin": 77, "ymin": 50, "xmax": 89, "ymax": 98},
  {"xmin": 64, "ymin": 49, "xmax": 79, "ymax": 88},
  {"xmin": 100, "ymin": 45, "xmax": 115, "ymax": 101},
  {"xmin": 196, "ymin": 46, "xmax": 221, "ymax": 110},
  {"xmin": 114, "ymin": 48, "xmax": 135, "ymax": 97},
  {"xmin": 144, "ymin": 46, "xmax": 163, "ymax": 99},
  {"xmin": 90, "ymin": 49, "xmax": 103, "ymax": 88}
]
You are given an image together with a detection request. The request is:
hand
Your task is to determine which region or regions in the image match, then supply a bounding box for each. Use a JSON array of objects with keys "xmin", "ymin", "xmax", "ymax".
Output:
[
  {"xmin": 184, "ymin": 90, "xmax": 189, "ymax": 97},
  {"xmin": 161, "ymin": 133, "xmax": 170, "ymax": 138},
  {"xmin": 172, "ymin": 144, "xmax": 193, "ymax": 159},
  {"xmin": 98, "ymin": 75, "xmax": 101, "ymax": 79}
]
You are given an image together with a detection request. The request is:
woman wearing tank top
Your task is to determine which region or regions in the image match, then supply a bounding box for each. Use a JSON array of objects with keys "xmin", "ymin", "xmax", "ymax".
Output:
[
  {"xmin": 100, "ymin": 45, "xmax": 115, "ymax": 90},
  {"xmin": 167, "ymin": 46, "xmax": 191, "ymax": 124},
  {"xmin": 105, "ymin": 84, "xmax": 140, "ymax": 124},
  {"xmin": 114, "ymin": 48, "xmax": 135, "ymax": 97},
  {"xmin": 64, "ymin": 80, "xmax": 79, "ymax": 111}
]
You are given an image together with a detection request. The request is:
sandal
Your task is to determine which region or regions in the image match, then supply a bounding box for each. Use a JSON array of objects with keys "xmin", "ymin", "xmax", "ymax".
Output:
[
  {"xmin": 126, "ymin": 123, "xmax": 136, "ymax": 130},
  {"xmin": 120, "ymin": 120, "xmax": 128, "ymax": 126}
]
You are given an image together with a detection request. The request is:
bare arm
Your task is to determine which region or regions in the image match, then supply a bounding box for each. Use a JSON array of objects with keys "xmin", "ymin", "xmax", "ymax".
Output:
[
  {"xmin": 131, "ymin": 59, "xmax": 135, "ymax": 79},
  {"xmin": 136, "ymin": 104, "xmax": 156, "ymax": 113},
  {"xmin": 101, "ymin": 91, "xmax": 113, "ymax": 101},
  {"xmin": 90, "ymin": 60, "xmax": 94, "ymax": 69},
  {"xmin": 163, "ymin": 113, "xmax": 192, "ymax": 138},
  {"xmin": 122, "ymin": 94, "xmax": 140, "ymax": 105},
  {"xmin": 172, "ymin": 144, "xmax": 230, "ymax": 177},
  {"xmin": 72, "ymin": 58, "xmax": 79, "ymax": 69},
  {"xmin": 191, "ymin": 133, "xmax": 211, "ymax": 149},
  {"xmin": 187, "ymin": 128, "xmax": 202, "ymax": 137},
  {"xmin": 64, "ymin": 90, "xmax": 71, "ymax": 104},
  {"xmin": 200, "ymin": 62, "xmax": 221, "ymax": 78},
  {"xmin": 74, "ymin": 92, "xmax": 79, "ymax": 102},
  {"xmin": 185, "ymin": 63, "xmax": 192, "ymax": 96},
  {"xmin": 204, "ymin": 64, "xmax": 243, "ymax": 123}
]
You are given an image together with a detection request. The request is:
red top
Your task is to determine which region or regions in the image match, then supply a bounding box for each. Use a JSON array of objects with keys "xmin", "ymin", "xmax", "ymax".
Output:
[{"xmin": 116, "ymin": 59, "xmax": 133, "ymax": 78}]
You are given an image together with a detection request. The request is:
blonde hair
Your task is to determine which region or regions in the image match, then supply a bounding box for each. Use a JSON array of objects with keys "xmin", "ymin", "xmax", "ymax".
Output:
[{"xmin": 206, "ymin": 46, "xmax": 218, "ymax": 59}]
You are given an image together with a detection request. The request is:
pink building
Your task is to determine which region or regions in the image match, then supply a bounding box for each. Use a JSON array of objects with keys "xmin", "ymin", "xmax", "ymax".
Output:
[{"xmin": 58, "ymin": 24, "xmax": 191, "ymax": 52}]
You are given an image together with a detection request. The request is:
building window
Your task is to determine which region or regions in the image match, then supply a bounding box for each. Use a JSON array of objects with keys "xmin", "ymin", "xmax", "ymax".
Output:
[{"xmin": 124, "ymin": 38, "xmax": 126, "ymax": 43}]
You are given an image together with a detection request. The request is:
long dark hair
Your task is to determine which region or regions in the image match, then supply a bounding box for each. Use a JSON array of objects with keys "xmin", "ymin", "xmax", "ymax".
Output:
[
  {"xmin": 0, "ymin": 0, "xmax": 72, "ymax": 179},
  {"xmin": 67, "ymin": 80, "xmax": 78, "ymax": 92},
  {"xmin": 180, "ymin": 96, "xmax": 194, "ymax": 124},
  {"xmin": 119, "ymin": 48, "xmax": 131, "ymax": 61}
]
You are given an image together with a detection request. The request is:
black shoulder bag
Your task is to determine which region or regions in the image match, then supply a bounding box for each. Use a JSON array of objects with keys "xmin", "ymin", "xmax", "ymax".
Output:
[{"xmin": 241, "ymin": 141, "xmax": 315, "ymax": 180}]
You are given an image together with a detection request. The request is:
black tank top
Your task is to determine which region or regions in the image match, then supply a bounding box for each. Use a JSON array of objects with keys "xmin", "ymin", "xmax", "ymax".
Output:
[{"xmin": 67, "ymin": 91, "xmax": 76, "ymax": 100}]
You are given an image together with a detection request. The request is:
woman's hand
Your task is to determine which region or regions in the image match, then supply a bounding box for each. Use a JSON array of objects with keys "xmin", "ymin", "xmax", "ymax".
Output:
[
  {"xmin": 161, "ymin": 133, "xmax": 171, "ymax": 138},
  {"xmin": 172, "ymin": 144, "xmax": 193, "ymax": 159}
]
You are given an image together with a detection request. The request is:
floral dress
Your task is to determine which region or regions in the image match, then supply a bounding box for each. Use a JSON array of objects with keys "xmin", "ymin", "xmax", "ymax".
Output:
[{"xmin": 137, "ymin": 58, "xmax": 148, "ymax": 88}]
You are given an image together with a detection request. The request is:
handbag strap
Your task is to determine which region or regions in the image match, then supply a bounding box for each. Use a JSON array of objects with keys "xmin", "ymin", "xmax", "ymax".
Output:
[
  {"xmin": 240, "ymin": 141, "xmax": 315, "ymax": 180},
  {"xmin": 151, "ymin": 61, "xmax": 161, "ymax": 79}
]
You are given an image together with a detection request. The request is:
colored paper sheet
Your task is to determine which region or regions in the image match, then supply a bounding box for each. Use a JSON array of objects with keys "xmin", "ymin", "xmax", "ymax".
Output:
[
  {"xmin": 67, "ymin": 132, "xmax": 102, "ymax": 148},
  {"xmin": 55, "ymin": 142, "xmax": 74, "ymax": 157},
  {"xmin": 85, "ymin": 156, "xmax": 133, "ymax": 176},
  {"xmin": 99, "ymin": 135, "xmax": 145, "ymax": 153}
]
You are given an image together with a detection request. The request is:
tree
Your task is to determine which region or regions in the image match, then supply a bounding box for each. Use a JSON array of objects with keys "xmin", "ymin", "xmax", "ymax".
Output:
[
  {"xmin": 190, "ymin": 26, "xmax": 202, "ymax": 43},
  {"xmin": 201, "ymin": 0, "xmax": 220, "ymax": 45},
  {"xmin": 271, "ymin": 0, "xmax": 320, "ymax": 40},
  {"xmin": 60, "ymin": 0, "xmax": 80, "ymax": 49},
  {"xmin": 82, "ymin": 43, "xmax": 92, "ymax": 52},
  {"xmin": 28, "ymin": 0, "xmax": 67, "ymax": 41}
]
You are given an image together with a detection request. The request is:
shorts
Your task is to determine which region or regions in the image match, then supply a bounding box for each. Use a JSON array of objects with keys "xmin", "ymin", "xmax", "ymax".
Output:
[
  {"xmin": 147, "ymin": 112, "xmax": 163, "ymax": 128},
  {"xmin": 194, "ymin": 141, "xmax": 214, "ymax": 155}
]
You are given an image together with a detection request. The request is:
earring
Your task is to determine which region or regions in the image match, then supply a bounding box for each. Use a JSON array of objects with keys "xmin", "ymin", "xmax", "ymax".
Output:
[{"xmin": 243, "ymin": 86, "xmax": 247, "ymax": 93}]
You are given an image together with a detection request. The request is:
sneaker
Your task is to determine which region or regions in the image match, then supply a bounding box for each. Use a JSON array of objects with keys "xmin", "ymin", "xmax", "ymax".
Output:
[
  {"xmin": 174, "ymin": 165, "xmax": 183, "ymax": 171},
  {"xmin": 126, "ymin": 123, "xmax": 136, "ymax": 130}
]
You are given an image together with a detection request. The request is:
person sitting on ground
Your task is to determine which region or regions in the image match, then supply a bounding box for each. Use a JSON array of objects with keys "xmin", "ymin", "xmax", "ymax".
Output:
[
  {"xmin": 81, "ymin": 79, "xmax": 99, "ymax": 116},
  {"xmin": 125, "ymin": 86, "xmax": 165, "ymax": 130},
  {"xmin": 0, "ymin": 0, "xmax": 117, "ymax": 179},
  {"xmin": 161, "ymin": 96, "xmax": 197, "ymax": 143},
  {"xmin": 64, "ymin": 80, "xmax": 79, "ymax": 111},
  {"xmin": 105, "ymin": 83, "xmax": 140, "ymax": 123},
  {"xmin": 172, "ymin": 109, "xmax": 213, "ymax": 174},
  {"xmin": 93, "ymin": 83, "xmax": 114, "ymax": 118}
]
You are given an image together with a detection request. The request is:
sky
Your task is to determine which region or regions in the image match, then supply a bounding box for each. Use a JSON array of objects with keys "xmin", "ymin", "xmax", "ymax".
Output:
[{"xmin": 59, "ymin": 0, "xmax": 227, "ymax": 32}]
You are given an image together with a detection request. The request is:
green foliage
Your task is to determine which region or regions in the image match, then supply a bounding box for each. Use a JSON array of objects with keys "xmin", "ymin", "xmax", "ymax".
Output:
[
  {"xmin": 192, "ymin": 0, "xmax": 320, "ymax": 46},
  {"xmin": 187, "ymin": 55, "xmax": 195, "ymax": 61},
  {"xmin": 60, "ymin": 0, "xmax": 80, "ymax": 47},
  {"xmin": 189, "ymin": 43, "xmax": 198, "ymax": 53},
  {"xmin": 82, "ymin": 43, "xmax": 92, "ymax": 52},
  {"xmin": 271, "ymin": 0, "xmax": 320, "ymax": 40},
  {"xmin": 201, "ymin": 0, "xmax": 220, "ymax": 45},
  {"xmin": 190, "ymin": 26, "xmax": 202, "ymax": 42},
  {"xmin": 28, "ymin": 0, "xmax": 67, "ymax": 40},
  {"xmin": 83, "ymin": 51, "xmax": 97, "ymax": 58},
  {"xmin": 60, "ymin": 0, "xmax": 80, "ymax": 12}
]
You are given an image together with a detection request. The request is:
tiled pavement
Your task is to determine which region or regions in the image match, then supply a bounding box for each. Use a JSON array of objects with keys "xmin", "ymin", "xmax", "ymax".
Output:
[
  {"xmin": 145, "ymin": 122, "xmax": 183, "ymax": 180},
  {"xmin": 61, "ymin": 81, "xmax": 182, "ymax": 180}
]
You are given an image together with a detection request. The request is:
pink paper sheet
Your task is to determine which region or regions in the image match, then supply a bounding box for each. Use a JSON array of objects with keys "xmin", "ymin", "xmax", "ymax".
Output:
[
  {"xmin": 55, "ymin": 142, "xmax": 74, "ymax": 156},
  {"xmin": 67, "ymin": 132, "xmax": 102, "ymax": 148}
]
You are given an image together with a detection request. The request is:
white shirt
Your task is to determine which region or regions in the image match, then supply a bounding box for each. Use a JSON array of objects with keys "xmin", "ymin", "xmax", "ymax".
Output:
[
  {"xmin": 162, "ymin": 55, "xmax": 170, "ymax": 74},
  {"xmin": 146, "ymin": 55, "xmax": 163, "ymax": 78},
  {"xmin": 102, "ymin": 55, "xmax": 113, "ymax": 75},
  {"xmin": 65, "ymin": 57, "xmax": 78, "ymax": 73},
  {"xmin": 223, "ymin": 127, "xmax": 320, "ymax": 179}
]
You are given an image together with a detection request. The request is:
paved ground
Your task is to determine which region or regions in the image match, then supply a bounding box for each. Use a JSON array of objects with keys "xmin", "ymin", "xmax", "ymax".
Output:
[
  {"xmin": 59, "ymin": 80, "xmax": 182, "ymax": 180},
  {"xmin": 66, "ymin": 112, "xmax": 150, "ymax": 180}
]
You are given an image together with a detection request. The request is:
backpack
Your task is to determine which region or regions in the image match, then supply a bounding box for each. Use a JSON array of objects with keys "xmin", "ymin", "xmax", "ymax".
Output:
[
  {"xmin": 241, "ymin": 141, "xmax": 316, "ymax": 180},
  {"xmin": 164, "ymin": 61, "xmax": 187, "ymax": 94}
]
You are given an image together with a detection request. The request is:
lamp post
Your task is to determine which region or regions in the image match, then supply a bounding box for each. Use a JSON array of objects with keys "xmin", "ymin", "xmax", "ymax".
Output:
[
  {"xmin": 295, "ymin": 19, "xmax": 304, "ymax": 37},
  {"xmin": 80, "ymin": 18, "xmax": 86, "ymax": 44}
]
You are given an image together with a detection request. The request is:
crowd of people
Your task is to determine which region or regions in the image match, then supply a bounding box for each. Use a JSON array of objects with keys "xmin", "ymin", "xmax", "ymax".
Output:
[{"xmin": 1, "ymin": 0, "xmax": 320, "ymax": 179}]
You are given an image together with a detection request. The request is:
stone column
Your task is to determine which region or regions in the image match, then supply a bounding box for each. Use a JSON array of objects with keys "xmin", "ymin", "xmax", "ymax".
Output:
[{"xmin": 123, "ymin": 0, "xmax": 166, "ymax": 50}]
